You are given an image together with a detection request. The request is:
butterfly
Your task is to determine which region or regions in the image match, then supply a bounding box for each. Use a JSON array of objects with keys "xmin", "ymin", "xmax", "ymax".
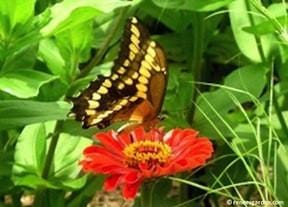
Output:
[{"xmin": 70, "ymin": 17, "xmax": 167, "ymax": 131}]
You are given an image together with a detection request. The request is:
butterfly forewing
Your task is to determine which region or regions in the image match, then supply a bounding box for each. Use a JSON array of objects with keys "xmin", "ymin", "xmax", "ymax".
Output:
[{"xmin": 70, "ymin": 17, "xmax": 167, "ymax": 130}]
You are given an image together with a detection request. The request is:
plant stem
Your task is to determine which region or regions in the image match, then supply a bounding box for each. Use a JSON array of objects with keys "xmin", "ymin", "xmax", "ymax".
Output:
[
  {"xmin": 273, "ymin": 91, "xmax": 288, "ymax": 137},
  {"xmin": 141, "ymin": 182, "xmax": 154, "ymax": 207},
  {"xmin": 186, "ymin": 13, "xmax": 205, "ymax": 125},
  {"xmin": 245, "ymin": 0, "xmax": 266, "ymax": 62},
  {"xmin": 41, "ymin": 120, "xmax": 63, "ymax": 179}
]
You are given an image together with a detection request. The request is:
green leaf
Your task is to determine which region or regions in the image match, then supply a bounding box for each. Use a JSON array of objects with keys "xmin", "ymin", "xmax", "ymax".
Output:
[
  {"xmin": 0, "ymin": 0, "xmax": 36, "ymax": 31},
  {"xmin": 242, "ymin": 3, "xmax": 288, "ymax": 36},
  {"xmin": 39, "ymin": 39, "xmax": 67, "ymax": 82},
  {"xmin": 0, "ymin": 70, "xmax": 58, "ymax": 98},
  {"xmin": 152, "ymin": 0, "xmax": 233, "ymax": 11},
  {"xmin": 156, "ymin": 32, "xmax": 193, "ymax": 62},
  {"xmin": 56, "ymin": 21, "xmax": 93, "ymax": 63},
  {"xmin": 0, "ymin": 100, "xmax": 70, "ymax": 130},
  {"xmin": 52, "ymin": 133, "xmax": 92, "ymax": 189},
  {"xmin": 41, "ymin": 0, "xmax": 131, "ymax": 35},
  {"xmin": 193, "ymin": 64, "xmax": 268, "ymax": 138},
  {"xmin": 228, "ymin": 0, "xmax": 272, "ymax": 62},
  {"xmin": 164, "ymin": 65, "xmax": 193, "ymax": 129},
  {"xmin": 12, "ymin": 122, "xmax": 92, "ymax": 190},
  {"xmin": 53, "ymin": 21, "xmax": 94, "ymax": 82},
  {"xmin": 276, "ymin": 145, "xmax": 288, "ymax": 202},
  {"xmin": 139, "ymin": 0, "xmax": 193, "ymax": 31},
  {"xmin": 13, "ymin": 123, "xmax": 47, "ymax": 177}
]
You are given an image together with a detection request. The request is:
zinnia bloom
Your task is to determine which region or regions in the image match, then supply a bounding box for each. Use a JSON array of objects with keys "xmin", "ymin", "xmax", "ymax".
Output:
[{"xmin": 80, "ymin": 127, "xmax": 213, "ymax": 199}]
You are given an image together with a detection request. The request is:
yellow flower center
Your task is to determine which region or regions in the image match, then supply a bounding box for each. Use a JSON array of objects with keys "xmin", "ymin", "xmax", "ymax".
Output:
[{"xmin": 123, "ymin": 140, "xmax": 172, "ymax": 168}]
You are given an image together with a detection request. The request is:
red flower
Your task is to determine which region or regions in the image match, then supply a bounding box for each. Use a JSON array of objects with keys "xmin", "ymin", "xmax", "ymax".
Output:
[{"xmin": 80, "ymin": 127, "xmax": 213, "ymax": 199}]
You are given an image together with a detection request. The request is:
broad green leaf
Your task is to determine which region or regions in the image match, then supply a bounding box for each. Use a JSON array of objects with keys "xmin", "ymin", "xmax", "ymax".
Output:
[
  {"xmin": 243, "ymin": 16, "xmax": 285, "ymax": 35},
  {"xmin": 139, "ymin": 0, "xmax": 193, "ymax": 31},
  {"xmin": 0, "ymin": 0, "xmax": 36, "ymax": 31},
  {"xmin": 56, "ymin": 21, "xmax": 93, "ymax": 63},
  {"xmin": 0, "ymin": 70, "xmax": 58, "ymax": 98},
  {"xmin": 13, "ymin": 174, "xmax": 54, "ymax": 189},
  {"xmin": 41, "ymin": 0, "xmax": 131, "ymax": 35},
  {"xmin": 54, "ymin": 21, "xmax": 94, "ymax": 82},
  {"xmin": 164, "ymin": 65, "xmax": 193, "ymax": 129},
  {"xmin": 229, "ymin": 0, "xmax": 272, "ymax": 62},
  {"xmin": 1, "ymin": 43, "xmax": 39, "ymax": 73},
  {"xmin": 193, "ymin": 64, "xmax": 268, "ymax": 138},
  {"xmin": 13, "ymin": 123, "xmax": 47, "ymax": 178},
  {"xmin": 39, "ymin": 39, "xmax": 67, "ymax": 82},
  {"xmin": 52, "ymin": 133, "xmax": 92, "ymax": 189},
  {"xmin": 242, "ymin": 3, "xmax": 288, "ymax": 36},
  {"xmin": 276, "ymin": 145, "xmax": 288, "ymax": 202},
  {"xmin": 12, "ymin": 122, "xmax": 91, "ymax": 190},
  {"xmin": 156, "ymin": 32, "xmax": 194, "ymax": 62},
  {"xmin": 0, "ymin": 100, "xmax": 70, "ymax": 130},
  {"xmin": 152, "ymin": 0, "xmax": 233, "ymax": 11}
]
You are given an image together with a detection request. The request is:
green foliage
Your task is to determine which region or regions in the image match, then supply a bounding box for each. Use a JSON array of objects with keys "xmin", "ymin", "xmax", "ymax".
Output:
[{"xmin": 0, "ymin": 0, "xmax": 287, "ymax": 206}]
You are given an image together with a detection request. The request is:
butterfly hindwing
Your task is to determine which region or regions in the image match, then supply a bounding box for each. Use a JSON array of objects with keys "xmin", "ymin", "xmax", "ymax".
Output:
[{"xmin": 70, "ymin": 17, "xmax": 167, "ymax": 129}]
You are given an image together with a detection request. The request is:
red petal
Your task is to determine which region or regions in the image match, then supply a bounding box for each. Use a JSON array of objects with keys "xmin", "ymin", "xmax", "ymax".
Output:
[
  {"xmin": 118, "ymin": 132, "xmax": 132, "ymax": 145},
  {"xmin": 104, "ymin": 174, "xmax": 122, "ymax": 191},
  {"xmin": 124, "ymin": 170, "xmax": 141, "ymax": 183},
  {"xmin": 122, "ymin": 182, "xmax": 141, "ymax": 200},
  {"xmin": 166, "ymin": 129, "xmax": 198, "ymax": 147},
  {"xmin": 95, "ymin": 131, "xmax": 123, "ymax": 155},
  {"xmin": 131, "ymin": 127, "xmax": 145, "ymax": 141}
]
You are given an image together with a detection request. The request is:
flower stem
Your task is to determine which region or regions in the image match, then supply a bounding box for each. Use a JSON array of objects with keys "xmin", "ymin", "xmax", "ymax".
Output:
[
  {"xmin": 41, "ymin": 120, "xmax": 63, "ymax": 179},
  {"xmin": 141, "ymin": 182, "xmax": 154, "ymax": 207}
]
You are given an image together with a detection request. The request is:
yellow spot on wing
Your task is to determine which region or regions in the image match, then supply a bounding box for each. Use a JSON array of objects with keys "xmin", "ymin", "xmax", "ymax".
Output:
[
  {"xmin": 111, "ymin": 74, "xmax": 119, "ymax": 80},
  {"xmin": 85, "ymin": 109, "xmax": 96, "ymax": 116},
  {"xmin": 131, "ymin": 72, "xmax": 139, "ymax": 79},
  {"xmin": 92, "ymin": 93, "xmax": 101, "ymax": 100},
  {"xmin": 147, "ymin": 47, "xmax": 156, "ymax": 57},
  {"xmin": 129, "ymin": 44, "xmax": 138, "ymax": 54},
  {"xmin": 131, "ymin": 35, "xmax": 140, "ymax": 46},
  {"xmin": 103, "ymin": 79, "xmax": 112, "ymax": 88},
  {"xmin": 154, "ymin": 65, "xmax": 161, "ymax": 72},
  {"xmin": 139, "ymin": 76, "xmax": 148, "ymax": 84},
  {"xmin": 90, "ymin": 118, "xmax": 101, "ymax": 125},
  {"xmin": 141, "ymin": 60, "xmax": 151, "ymax": 70},
  {"xmin": 131, "ymin": 17, "xmax": 138, "ymax": 24},
  {"xmin": 145, "ymin": 54, "xmax": 154, "ymax": 65},
  {"xmin": 117, "ymin": 82, "xmax": 125, "ymax": 90},
  {"xmin": 124, "ymin": 78, "xmax": 133, "ymax": 85},
  {"xmin": 137, "ymin": 91, "xmax": 147, "ymax": 99},
  {"xmin": 139, "ymin": 67, "xmax": 151, "ymax": 78},
  {"xmin": 129, "ymin": 96, "xmax": 138, "ymax": 102},
  {"xmin": 131, "ymin": 25, "xmax": 140, "ymax": 37},
  {"xmin": 129, "ymin": 52, "xmax": 136, "ymax": 60},
  {"xmin": 98, "ymin": 86, "xmax": 108, "ymax": 94},
  {"xmin": 114, "ymin": 104, "xmax": 122, "ymax": 111},
  {"xmin": 117, "ymin": 67, "xmax": 126, "ymax": 74},
  {"xmin": 136, "ymin": 84, "xmax": 147, "ymax": 92},
  {"xmin": 123, "ymin": 59, "xmax": 130, "ymax": 67},
  {"xmin": 150, "ymin": 41, "xmax": 156, "ymax": 47},
  {"xmin": 120, "ymin": 99, "xmax": 128, "ymax": 106},
  {"xmin": 88, "ymin": 100, "xmax": 99, "ymax": 109}
]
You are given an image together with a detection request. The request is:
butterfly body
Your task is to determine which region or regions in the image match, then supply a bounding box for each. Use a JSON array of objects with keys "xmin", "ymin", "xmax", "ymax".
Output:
[{"xmin": 70, "ymin": 17, "xmax": 167, "ymax": 130}]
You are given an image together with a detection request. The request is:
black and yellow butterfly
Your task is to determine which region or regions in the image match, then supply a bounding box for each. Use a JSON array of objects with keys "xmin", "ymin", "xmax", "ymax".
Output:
[{"xmin": 70, "ymin": 17, "xmax": 167, "ymax": 130}]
